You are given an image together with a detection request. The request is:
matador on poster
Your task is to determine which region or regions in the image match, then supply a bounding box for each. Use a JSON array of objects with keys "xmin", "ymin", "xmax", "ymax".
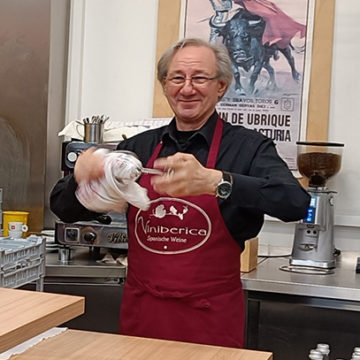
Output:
[{"xmin": 184, "ymin": 0, "xmax": 313, "ymax": 169}]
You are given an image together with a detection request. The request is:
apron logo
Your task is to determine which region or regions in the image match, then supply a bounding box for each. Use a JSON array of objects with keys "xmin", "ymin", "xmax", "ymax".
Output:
[
  {"xmin": 134, "ymin": 197, "xmax": 211, "ymax": 254},
  {"xmin": 152, "ymin": 204, "xmax": 188, "ymax": 220}
]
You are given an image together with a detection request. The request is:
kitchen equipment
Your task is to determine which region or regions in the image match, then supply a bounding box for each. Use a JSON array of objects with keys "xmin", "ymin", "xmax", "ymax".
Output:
[
  {"xmin": 61, "ymin": 141, "xmax": 118, "ymax": 173},
  {"xmin": 55, "ymin": 218, "xmax": 128, "ymax": 249},
  {"xmin": 55, "ymin": 213, "xmax": 128, "ymax": 262},
  {"xmin": 58, "ymin": 139, "xmax": 129, "ymax": 262},
  {"xmin": 289, "ymin": 141, "xmax": 344, "ymax": 269},
  {"xmin": 61, "ymin": 115, "xmax": 113, "ymax": 174}
]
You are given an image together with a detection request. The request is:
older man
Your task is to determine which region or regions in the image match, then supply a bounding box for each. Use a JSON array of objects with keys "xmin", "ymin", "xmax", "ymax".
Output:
[{"xmin": 50, "ymin": 38, "xmax": 310, "ymax": 348}]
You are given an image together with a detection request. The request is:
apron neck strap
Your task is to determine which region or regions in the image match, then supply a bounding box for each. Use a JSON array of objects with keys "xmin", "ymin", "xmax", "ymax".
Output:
[
  {"xmin": 206, "ymin": 116, "xmax": 223, "ymax": 169},
  {"xmin": 146, "ymin": 117, "xmax": 224, "ymax": 170}
]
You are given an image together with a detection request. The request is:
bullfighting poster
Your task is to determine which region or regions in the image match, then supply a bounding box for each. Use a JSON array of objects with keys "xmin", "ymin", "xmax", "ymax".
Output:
[{"xmin": 184, "ymin": 0, "xmax": 314, "ymax": 169}]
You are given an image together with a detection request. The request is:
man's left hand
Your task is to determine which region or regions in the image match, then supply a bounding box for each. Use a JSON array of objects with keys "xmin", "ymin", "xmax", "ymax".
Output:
[{"xmin": 151, "ymin": 153, "xmax": 222, "ymax": 197}]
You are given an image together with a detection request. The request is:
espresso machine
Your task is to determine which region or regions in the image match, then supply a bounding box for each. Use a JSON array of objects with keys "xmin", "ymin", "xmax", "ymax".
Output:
[
  {"xmin": 289, "ymin": 141, "xmax": 344, "ymax": 270},
  {"xmin": 56, "ymin": 115, "xmax": 128, "ymax": 261}
]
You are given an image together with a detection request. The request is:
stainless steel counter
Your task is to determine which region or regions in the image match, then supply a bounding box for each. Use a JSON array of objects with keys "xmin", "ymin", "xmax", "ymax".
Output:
[
  {"xmin": 45, "ymin": 247, "xmax": 127, "ymax": 279},
  {"xmin": 241, "ymin": 250, "xmax": 360, "ymax": 304},
  {"xmin": 45, "ymin": 246, "xmax": 360, "ymax": 302}
]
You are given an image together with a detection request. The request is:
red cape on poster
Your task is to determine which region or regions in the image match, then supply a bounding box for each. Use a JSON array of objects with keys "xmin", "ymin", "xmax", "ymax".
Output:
[{"xmin": 235, "ymin": 0, "xmax": 306, "ymax": 48}]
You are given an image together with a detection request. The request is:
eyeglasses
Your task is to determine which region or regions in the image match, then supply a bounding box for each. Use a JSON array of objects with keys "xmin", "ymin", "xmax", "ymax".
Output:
[{"xmin": 166, "ymin": 75, "xmax": 219, "ymax": 87}]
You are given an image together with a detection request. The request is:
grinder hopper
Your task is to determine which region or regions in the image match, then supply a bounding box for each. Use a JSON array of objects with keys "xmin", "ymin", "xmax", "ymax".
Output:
[
  {"xmin": 290, "ymin": 141, "xmax": 344, "ymax": 269},
  {"xmin": 297, "ymin": 141, "xmax": 343, "ymax": 188}
]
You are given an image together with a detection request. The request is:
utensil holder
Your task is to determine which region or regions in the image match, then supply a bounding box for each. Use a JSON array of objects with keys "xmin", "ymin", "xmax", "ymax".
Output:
[{"xmin": 84, "ymin": 122, "xmax": 104, "ymax": 143}]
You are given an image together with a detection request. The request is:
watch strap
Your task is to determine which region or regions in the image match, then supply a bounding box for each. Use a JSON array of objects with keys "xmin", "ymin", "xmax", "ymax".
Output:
[
  {"xmin": 222, "ymin": 171, "xmax": 232, "ymax": 184},
  {"xmin": 215, "ymin": 170, "xmax": 233, "ymax": 199}
]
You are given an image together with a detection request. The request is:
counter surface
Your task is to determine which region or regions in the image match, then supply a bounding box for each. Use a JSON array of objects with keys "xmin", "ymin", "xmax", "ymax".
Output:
[
  {"xmin": 0, "ymin": 288, "xmax": 84, "ymax": 353},
  {"xmin": 242, "ymin": 250, "xmax": 360, "ymax": 303},
  {"xmin": 45, "ymin": 247, "xmax": 127, "ymax": 279},
  {"xmin": 10, "ymin": 329, "xmax": 273, "ymax": 360},
  {"xmin": 44, "ymin": 248, "xmax": 360, "ymax": 303}
]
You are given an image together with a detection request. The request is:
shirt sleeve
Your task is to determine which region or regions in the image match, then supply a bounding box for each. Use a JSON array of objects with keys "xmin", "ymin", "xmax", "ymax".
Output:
[
  {"xmin": 230, "ymin": 139, "xmax": 310, "ymax": 222},
  {"xmin": 50, "ymin": 174, "xmax": 102, "ymax": 222}
]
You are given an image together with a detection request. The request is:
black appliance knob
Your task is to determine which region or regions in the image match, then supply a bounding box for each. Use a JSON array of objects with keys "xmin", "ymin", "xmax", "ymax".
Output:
[{"xmin": 83, "ymin": 232, "xmax": 97, "ymax": 243}]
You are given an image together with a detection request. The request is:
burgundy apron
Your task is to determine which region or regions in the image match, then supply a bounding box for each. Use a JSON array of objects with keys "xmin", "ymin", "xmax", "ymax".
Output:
[{"xmin": 119, "ymin": 118, "xmax": 245, "ymax": 348}]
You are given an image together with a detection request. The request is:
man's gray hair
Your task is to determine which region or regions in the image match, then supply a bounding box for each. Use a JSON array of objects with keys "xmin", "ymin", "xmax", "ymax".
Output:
[{"xmin": 157, "ymin": 38, "xmax": 233, "ymax": 93}]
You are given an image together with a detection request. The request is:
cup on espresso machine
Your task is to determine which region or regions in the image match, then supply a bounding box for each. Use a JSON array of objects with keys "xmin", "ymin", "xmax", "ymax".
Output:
[
  {"xmin": 61, "ymin": 115, "xmax": 111, "ymax": 174},
  {"xmin": 76, "ymin": 115, "xmax": 108, "ymax": 143},
  {"xmin": 84, "ymin": 122, "xmax": 103, "ymax": 143}
]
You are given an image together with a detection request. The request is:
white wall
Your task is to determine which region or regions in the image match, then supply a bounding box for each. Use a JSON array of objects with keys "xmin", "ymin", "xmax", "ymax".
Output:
[
  {"xmin": 66, "ymin": 0, "xmax": 360, "ymax": 250},
  {"xmin": 66, "ymin": 0, "xmax": 159, "ymax": 123}
]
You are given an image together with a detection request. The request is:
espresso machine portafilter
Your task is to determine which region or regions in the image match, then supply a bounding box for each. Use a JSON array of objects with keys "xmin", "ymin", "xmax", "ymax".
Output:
[{"xmin": 290, "ymin": 142, "xmax": 344, "ymax": 269}]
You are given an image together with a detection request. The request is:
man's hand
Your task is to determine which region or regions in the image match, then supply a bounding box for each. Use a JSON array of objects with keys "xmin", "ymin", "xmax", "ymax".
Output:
[
  {"xmin": 151, "ymin": 153, "xmax": 222, "ymax": 197},
  {"xmin": 74, "ymin": 147, "xmax": 105, "ymax": 184}
]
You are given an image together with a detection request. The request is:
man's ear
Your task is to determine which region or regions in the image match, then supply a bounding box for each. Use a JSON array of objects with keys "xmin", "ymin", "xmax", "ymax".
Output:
[{"xmin": 217, "ymin": 80, "xmax": 228, "ymax": 99}]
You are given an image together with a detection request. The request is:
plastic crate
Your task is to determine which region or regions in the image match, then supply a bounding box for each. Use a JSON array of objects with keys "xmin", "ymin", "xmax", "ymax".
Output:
[
  {"xmin": 0, "ymin": 235, "xmax": 45, "ymax": 290},
  {"xmin": 0, "ymin": 257, "xmax": 45, "ymax": 288},
  {"xmin": 0, "ymin": 235, "xmax": 45, "ymax": 270}
]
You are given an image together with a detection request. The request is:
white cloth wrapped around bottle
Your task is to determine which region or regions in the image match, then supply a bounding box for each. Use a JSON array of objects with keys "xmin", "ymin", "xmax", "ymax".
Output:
[{"xmin": 75, "ymin": 149, "xmax": 150, "ymax": 213}]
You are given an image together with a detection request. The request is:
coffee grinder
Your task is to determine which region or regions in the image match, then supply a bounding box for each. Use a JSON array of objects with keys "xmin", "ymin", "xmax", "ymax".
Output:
[{"xmin": 290, "ymin": 141, "xmax": 344, "ymax": 269}]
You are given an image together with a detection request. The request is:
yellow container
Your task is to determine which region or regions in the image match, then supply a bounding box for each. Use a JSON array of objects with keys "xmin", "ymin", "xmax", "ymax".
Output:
[{"xmin": 3, "ymin": 211, "xmax": 29, "ymax": 237}]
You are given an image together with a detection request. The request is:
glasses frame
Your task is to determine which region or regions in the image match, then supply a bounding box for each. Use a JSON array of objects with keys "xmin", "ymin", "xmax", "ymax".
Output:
[{"xmin": 165, "ymin": 74, "xmax": 220, "ymax": 87}]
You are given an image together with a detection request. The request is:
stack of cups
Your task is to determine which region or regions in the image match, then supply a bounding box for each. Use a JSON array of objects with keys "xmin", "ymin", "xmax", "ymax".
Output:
[
  {"xmin": 308, "ymin": 349, "xmax": 323, "ymax": 359},
  {"xmin": 352, "ymin": 347, "xmax": 360, "ymax": 360},
  {"xmin": 2, "ymin": 211, "xmax": 29, "ymax": 238},
  {"xmin": 316, "ymin": 344, "xmax": 330, "ymax": 360}
]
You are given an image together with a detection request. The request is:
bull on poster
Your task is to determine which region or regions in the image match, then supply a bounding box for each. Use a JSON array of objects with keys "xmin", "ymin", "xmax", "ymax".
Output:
[{"xmin": 184, "ymin": 0, "xmax": 313, "ymax": 169}]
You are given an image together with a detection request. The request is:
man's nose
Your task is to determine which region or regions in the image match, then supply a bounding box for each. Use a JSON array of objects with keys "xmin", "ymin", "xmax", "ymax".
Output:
[{"xmin": 180, "ymin": 78, "xmax": 196, "ymax": 91}]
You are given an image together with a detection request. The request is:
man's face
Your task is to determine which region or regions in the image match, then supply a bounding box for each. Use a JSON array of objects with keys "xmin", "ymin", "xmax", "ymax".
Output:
[{"xmin": 163, "ymin": 45, "xmax": 227, "ymax": 130}]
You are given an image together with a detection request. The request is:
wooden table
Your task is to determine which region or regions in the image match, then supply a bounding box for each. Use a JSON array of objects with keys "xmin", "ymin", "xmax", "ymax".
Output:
[
  {"xmin": 10, "ymin": 329, "xmax": 273, "ymax": 359},
  {"xmin": 0, "ymin": 288, "xmax": 84, "ymax": 353}
]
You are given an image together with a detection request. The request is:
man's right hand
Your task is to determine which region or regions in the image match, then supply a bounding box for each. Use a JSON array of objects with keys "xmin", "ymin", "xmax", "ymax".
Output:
[{"xmin": 74, "ymin": 147, "xmax": 105, "ymax": 184}]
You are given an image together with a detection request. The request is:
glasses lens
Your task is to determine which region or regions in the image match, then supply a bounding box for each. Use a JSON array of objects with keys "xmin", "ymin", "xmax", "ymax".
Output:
[
  {"xmin": 167, "ymin": 75, "xmax": 217, "ymax": 86},
  {"xmin": 191, "ymin": 76, "xmax": 209, "ymax": 85},
  {"xmin": 170, "ymin": 76, "xmax": 185, "ymax": 85}
]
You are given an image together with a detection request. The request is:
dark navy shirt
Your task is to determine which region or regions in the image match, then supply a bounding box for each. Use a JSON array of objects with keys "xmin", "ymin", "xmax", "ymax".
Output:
[{"xmin": 50, "ymin": 111, "xmax": 310, "ymax": 249}]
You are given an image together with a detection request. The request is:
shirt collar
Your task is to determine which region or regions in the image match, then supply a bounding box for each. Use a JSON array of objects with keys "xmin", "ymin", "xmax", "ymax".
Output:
[{"xmin": 161, "ymin": 111, "xmax": 219, "ymax": 147}]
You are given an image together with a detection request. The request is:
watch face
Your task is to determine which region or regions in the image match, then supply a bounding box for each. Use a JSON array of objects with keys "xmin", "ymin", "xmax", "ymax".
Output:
[{"xmin": 217, "ymin": 182, "xmax": 232, "ymax": 198}]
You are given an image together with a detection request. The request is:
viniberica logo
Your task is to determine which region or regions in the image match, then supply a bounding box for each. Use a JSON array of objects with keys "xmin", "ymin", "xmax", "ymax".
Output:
[{"xmin": 134, "ymin": 197, "xmax": 211, "ymax": 254}]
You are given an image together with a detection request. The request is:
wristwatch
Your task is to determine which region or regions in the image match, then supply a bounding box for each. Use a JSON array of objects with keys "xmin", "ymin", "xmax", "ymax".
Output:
[{"xmin": 215, "ymin": 171, "xmax": 233, "ymax": 199}]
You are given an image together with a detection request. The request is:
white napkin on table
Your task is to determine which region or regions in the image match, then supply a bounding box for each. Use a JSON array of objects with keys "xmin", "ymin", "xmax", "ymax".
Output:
[{"xmin": 0, "ymin": 327, "xmax": 67, "ymax": 360}]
